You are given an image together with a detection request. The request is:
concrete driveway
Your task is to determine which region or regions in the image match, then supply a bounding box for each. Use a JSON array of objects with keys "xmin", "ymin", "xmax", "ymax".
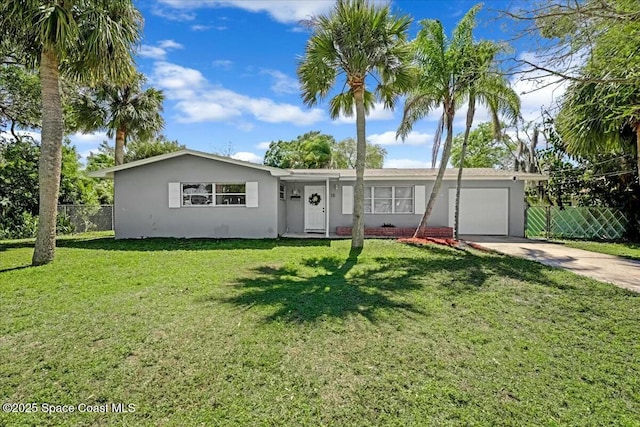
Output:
[{"xmin": 463, "ymin": 236, "xmax": 640, "ymax": 293}]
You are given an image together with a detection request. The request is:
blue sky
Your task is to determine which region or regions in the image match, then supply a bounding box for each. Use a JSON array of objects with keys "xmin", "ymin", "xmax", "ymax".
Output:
[{"xmin": 69, "ymin": 0, "xmax": 565, "ymax": 168}]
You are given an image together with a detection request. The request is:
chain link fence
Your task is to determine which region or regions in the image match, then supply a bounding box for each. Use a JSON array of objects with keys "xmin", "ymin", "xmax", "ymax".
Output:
[
  {"xmin": 57, "ymin": 205, "xmax": 113, "ymax": 233},
  {"xmin": 526, "ymin": 206, "xmax": 628, "ymax": 240}
]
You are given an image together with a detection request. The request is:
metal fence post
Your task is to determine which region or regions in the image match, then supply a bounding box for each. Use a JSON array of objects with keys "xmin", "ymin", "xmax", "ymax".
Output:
[{"xmin": 545, "ymin": 206, "xmax": 551, "ymax": 240}]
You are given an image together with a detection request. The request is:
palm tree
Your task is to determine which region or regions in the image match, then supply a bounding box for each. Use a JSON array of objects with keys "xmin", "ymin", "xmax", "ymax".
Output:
[
  {"xmin": 298, "ymin": 0, "xmax": 413, "ymax": 249},
  {"xmin": 556, "ymin": 73, "xmax": 640, "ymax": 178},
  {"xmin": 397, "ymin": 5, "xmax": 481, "ymax": 238},
  {"xmin": 71, "ymin": 73, "xmax": 165, "ymax": 165},
  {"xmin": 453, "ymin": 40, "xmax": 521, "ymax": 239},
  {"xmin": 0, "ymin": 0, "xmax": 141, "ymax": 265}
]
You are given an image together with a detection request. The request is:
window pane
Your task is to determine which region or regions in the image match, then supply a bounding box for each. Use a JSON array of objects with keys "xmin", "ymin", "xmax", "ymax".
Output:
[
  {"xmin": 395, "ymin": 187, "xmax": 413, "ymax": 198},
  {"xmin": 364, "ymin": 187, "xmax": 372, "ymax": 199},
  {"xmin": 374, "ymin": 187, "xmax": 392, "ymax": 198},
  {"xmin": 216, "ymin": 195, "xmax": 246, "ymax": 205},
  {"xmin": 216, "ymin": 184, "xmax": 245, "ymax": 194},
  {"xmin": 374, "ymin": 199, "xmax": 392, "ymax": 213},
  {"xmin": 364, "ymin": 199, "xmax": 372, "ymax": 213},
  {"xmin": 396, "ymin": 199, "xmax": 413, "ymax": 213},
  {"xmin": 183, "ymin": 183, "xmax": 212, "ymax": 194}
]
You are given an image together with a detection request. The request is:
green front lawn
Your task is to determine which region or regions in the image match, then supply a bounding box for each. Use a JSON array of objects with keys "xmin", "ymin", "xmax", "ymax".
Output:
[
  {"xmin": 1, "ymin": 236, "xmax": 639, "ymax": 426},
  {"xmin": 557, "ymin": 240, "xmax": 640, "ymax": 261}
]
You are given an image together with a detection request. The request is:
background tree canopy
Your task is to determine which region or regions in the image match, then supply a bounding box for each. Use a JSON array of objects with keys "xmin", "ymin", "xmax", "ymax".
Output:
[
  {"xmin": 450, "ymin": 122, "xmax": 511, "ymax": 169},
  {"xmin": 264, "ymin": 131, "xmax": 386, "ymax": 169}
]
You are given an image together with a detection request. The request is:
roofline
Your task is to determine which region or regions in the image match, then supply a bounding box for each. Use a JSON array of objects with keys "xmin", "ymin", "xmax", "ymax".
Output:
[
  {"xmin": 87, "ymin": 149, "xmax": 291, "ymax": 178},
  {"xmin": 337, "ymin": 174, "xmax": 548, "ymax": 181},
  {"xmin": 88, "ymin": 151, "xmax": 548, "ymax": 182}
]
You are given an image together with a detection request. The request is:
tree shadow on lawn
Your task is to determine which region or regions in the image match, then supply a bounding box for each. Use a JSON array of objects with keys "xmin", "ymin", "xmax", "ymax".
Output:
[{"xmin": 208, "ymin": 244, "xmax": 632, "ymax": 324}]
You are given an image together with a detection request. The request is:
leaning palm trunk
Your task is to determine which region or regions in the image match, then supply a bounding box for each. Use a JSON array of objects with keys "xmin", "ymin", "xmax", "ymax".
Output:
[
  {"xmin": 32, "ymin": 48, "xmax": 64, "ymax": 265},
  {"xmin": 352, "ymin": 86, "xmax": 367, "ymax": 249},
  {"xmin": 414, "ymin": 107, "xmax": 455, "ymax": 238},
  {"xmin": 454, "ymin": 96, "xmax": 476, "ymax": 240},
  {"xmin": 115, "ymin": 128, "xmax": 126, "ymax": 166},
  {"xmin": 635, "ymin": 123, "xmax": 640, "ymax": 178}
]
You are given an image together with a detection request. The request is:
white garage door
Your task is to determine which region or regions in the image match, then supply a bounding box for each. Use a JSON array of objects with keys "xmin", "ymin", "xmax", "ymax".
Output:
[{"xmin": 448, "ymin": 188, "xmax": 509, "ymax": 235}]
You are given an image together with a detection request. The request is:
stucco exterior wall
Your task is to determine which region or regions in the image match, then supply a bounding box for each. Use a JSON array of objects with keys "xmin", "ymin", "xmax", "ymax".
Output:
[
  {"xmin": 277, "ymin": 180, "xmax": 287, "ymax": 236},
  {"xmin": 113, "ymin": 155, "xmax": 278, "ymax": 239},
  {"xmin": 328, "ymin": 179, "xmax": 526, "ymax": 237}
]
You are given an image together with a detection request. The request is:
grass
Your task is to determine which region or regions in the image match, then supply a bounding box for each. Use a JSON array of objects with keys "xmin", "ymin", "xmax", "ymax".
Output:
[
  {"xmin": 556, "ymin": 239, "xmax": 640, "ymax": 261},
  {"xmin": 1, "ymin": 235, "xmax": 639, "ymax": 426}
]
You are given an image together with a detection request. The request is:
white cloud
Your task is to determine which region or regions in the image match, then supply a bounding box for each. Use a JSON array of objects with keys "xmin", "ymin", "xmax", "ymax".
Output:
[
  {"xmin": 384, "ymin": 159, "xmax": 431, "ymax": 168},
  {"xmin": 256, "ymin": 141, "xmax": 272, "ymax": 150},
  {"xmin": 69, "ymin": 132, "xmax": 109, "ymax": 145},
  {"xmin": 139, "ymin": 40, "xmax": 184, "ymax": 60},
  {"xmin": 212, "ymin": 59, "xmax": 233, "ymax": 69},
  {"xmin": 156, "ymin": 0, "xmax": 334, "ymax": 24},
  {"xmin": 151, "ymin": 61, "xmax": 325, "ymax": 126},
  {"xmin": 261, "ymin": 69, "xmax": 299, "ymax": 95},
  {"xmin": 231, "ymin": 151, "xmax": 263, "ymax": 164},
  {"xmin": 368, "ymin": 130, "xmax": 432, "ymax": 146},
  {"xmin": 335, "ymin": 102, "xmax": 394, "ymax": 124},
  {"xmin": 158, "ymin": 40, "xmax": 184, "ymax": 50},
  {"xmin": 139, "ymin": 45, "xmax": 168, "ymax": 60},
  {"xmin": 152, "ymin": 7, "xmax": 196, "ymax": 21},
  {"xmin": 174, "ymin": 100, "xmax": 242, "ymax": 123}
]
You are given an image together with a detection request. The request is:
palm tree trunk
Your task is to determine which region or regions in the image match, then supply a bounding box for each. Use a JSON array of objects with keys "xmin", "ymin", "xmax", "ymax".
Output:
[
  {"xmin": 32, "ymin": 48, "xmax": 64, "ymax": 266},
  {"xmin": 115, "ymin": 127, "xmax": 126, "ymax": 166},
  {"xmin": 454, "ymin": 97, "xmax": 476, "ymax": 240},
  {"xmin": 635, "ymin": 123, "xmax": 640, "ymax": 179},
  {"xmin": 414, "ymin": 104, "xmax": 455, "ymax": 238},
  {"xmin": 352, "ymin": 86, "xmax": 366, "ymax": 249}
]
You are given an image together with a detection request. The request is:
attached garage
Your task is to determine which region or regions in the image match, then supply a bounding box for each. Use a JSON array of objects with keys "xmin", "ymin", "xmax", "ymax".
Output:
[{"xmin": 448, "ymin": 188, "xmax": 509, "ymax": 235}]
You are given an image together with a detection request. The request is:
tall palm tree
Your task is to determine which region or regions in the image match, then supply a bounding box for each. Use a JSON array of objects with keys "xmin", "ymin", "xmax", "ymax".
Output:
[
  {"xmin": 298, "ymin": 0, "xmax": 413, "ymax": 249},
  {"xmin": 453, "ymin": 40, "xmax": 521, "ymax": 239},
  {"xmin": 71, "ymin": 73, "xmax": 165, "ymax": 165},
  {"xmin": 397, "ymin": 5, "xmax": 481, "ymax": 238},
  {"xmin": 0, "ymin": 0, "xmax": 141, "ymax": 265}
]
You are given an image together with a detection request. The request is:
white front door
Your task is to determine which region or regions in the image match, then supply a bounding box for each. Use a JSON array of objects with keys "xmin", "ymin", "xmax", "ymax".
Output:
[{"xmin": 304, "ymin": 185, "xmax": 326, "ymax": 232}]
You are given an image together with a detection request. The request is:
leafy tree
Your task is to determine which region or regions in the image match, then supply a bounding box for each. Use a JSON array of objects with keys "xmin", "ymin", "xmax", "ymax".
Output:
[
  {"xmin": 87, "ymin": 136, "xmax": 185, "ymax": 170},
  {"xmin": 504, "ymin": 0, "xmax": 640, "ymax": 85},
  {"xmin": 70, "ymin": 73, "xmax": 165, "ymax": 166},
  {"xmin": 298, "ymin": 0, "xmax": 413, "ymax": 248},
  {"xmin": 0, "ymin": 64, "xmax": 41, "ymax": 139},
  {"xmin": 332, "ymin": 138, "xmax": 386, "ymax": 168},
  {"xmin": 538, "ymin": 117, "xmax": 640, "ymax": 239},
  {"xmin": 264, "ymin": 132, "xmax": 386, "ymax": 169},
  {"xmin": 397, "ymin": 5, "xmax": 481, "ymax": 237},
  {"xmin": 0, "ymin": 136, "xmax": 99, "ymax": 238},
  {"xmin": 451, "ymin": 123, "xmax": 511, "ymax": 168},
  {"xmin": 264, "ymin": 132, "xmax": 334, "ymax": 168},
  {"xmin": 0, "ymin": 0, "xmax": 142, "ymax": 265},
  {"xmin": 555, "ymin": 70, "xmax": 640, "ymax": 177},
  {"xmin": 453, "ymin": 40, "xmax": 520, "ymax": 238}
]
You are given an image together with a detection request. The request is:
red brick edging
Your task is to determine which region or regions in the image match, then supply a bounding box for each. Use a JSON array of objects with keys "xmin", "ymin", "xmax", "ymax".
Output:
[{"xmin": 335, "ymin": 226, "xmax": 453, "ymax": 238}]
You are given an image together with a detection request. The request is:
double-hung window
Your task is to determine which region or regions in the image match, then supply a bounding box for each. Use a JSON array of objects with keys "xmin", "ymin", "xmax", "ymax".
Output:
[
  {"xmin": 364, "ymin": 186, "xmax": 414, "ymax": 214},
  {"xmin": 181, "ymin": 183, "xmax": 246, "ymax": 206}
]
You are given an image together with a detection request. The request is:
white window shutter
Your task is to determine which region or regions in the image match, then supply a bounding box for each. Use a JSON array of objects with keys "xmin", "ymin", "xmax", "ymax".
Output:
[
  {"xmin": 246, "ymin": 182, "xmax": 259, "ymax": 208},
  {"xmin": 342, "ymin": 185, "xmax": 353, "ymax": 214},
  {"xmin": 414, "ymin": 185, "xmax": 425, "ymax": 214},
  {"xmin": 168, "ymin": 182, "xmax": 181, "ymax": 208}
]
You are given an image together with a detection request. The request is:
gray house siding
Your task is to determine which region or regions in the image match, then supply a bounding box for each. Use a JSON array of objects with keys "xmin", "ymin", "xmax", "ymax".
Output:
[
  {"xmin": 277, "ymin": 180, "xmax": 287, "ymax": 236},
  {"xmin": 329, "ymin": 179, "xmax": 526, "ymax": 237},
  {"xmin": 113, "ymin": 155, "xmax": 279, "ymax": 239}
]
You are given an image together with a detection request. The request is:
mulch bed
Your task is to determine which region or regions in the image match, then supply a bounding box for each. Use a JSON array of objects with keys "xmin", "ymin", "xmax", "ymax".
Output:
[{"xmin": 397, "ymin": 237, "xmax": 493, "ymax": 253}]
